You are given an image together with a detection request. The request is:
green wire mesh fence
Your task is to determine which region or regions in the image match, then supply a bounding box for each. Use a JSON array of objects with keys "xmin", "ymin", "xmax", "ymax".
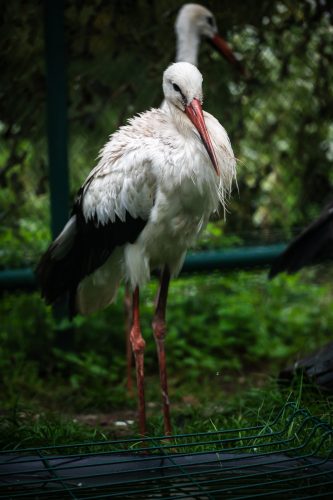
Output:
[{"xmin": 0, "ymin": 402, "xmax": 332, "ymax": 499}]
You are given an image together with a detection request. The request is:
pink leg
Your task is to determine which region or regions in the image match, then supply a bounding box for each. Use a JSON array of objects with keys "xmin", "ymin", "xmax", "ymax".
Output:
[
  {"xmin": 152, "ymin": 267, "xmax": 172, "ymax": 435},
  {"xmin": 130, "ymin": 287, "xmax": 147, "ymax": 435},
  {"xmin": 124, "ymin": 285, "xmax": 133, "ymax": 395}
]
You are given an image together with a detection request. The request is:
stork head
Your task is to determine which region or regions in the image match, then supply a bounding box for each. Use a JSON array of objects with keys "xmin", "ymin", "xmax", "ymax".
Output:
[
  {"xmin": 176, "ymin": 3, "xmax": 218, "ymax": 39},
  {"xmin": 175, "ymin": 3, "xmax": 243, "ymax": 73},
  {"xmin": 163, "ymin": 62, "xmax": 219, "ymax": 176}
]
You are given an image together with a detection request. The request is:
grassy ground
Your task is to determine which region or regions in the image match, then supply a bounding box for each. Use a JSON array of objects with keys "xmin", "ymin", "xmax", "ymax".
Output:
[
  {"xmin": 0, "ymin": 266, "xmax": 333, "ymax": 450},
  {"xmin": 1, "ymin": 373, "xmax": 332, "ymax": 452}
]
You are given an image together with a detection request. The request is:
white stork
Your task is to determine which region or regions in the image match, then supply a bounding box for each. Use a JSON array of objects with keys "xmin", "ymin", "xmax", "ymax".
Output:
[
  {"xmin": 124, "ymin": 3, "xmax": 243, "ymax": 393},
  {"xmin": 37, "ymin": 62, "xmax": 236, "ymax": 435}
]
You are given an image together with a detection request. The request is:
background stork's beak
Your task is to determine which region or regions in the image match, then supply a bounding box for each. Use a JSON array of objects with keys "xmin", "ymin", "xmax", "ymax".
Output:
[
  {"xmin": 210, "ymin": 34, "xmax": 245, "ymax": 75},
  {"xmin": 185, "ymin": 98, "xmax": 220, "ymax": 176}
]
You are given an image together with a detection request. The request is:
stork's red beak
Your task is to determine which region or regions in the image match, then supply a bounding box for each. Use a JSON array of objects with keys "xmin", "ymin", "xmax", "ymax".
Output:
[
  {"xmin": 185, "ymin": 98, "xmax": 219, "ymax": 176},
  {"xmin": 210, "ymin": 34, "xmax": 245, "ymax": 75}
]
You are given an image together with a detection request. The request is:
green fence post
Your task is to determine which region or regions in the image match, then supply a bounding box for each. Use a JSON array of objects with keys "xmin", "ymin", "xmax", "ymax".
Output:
[
  {"xmin": 44, "ymin": 0, "xmax": 69, "ymax": 238},
  {"xmin": 44, "ymin": 0, "xmax": 73, "ymax": 349}
]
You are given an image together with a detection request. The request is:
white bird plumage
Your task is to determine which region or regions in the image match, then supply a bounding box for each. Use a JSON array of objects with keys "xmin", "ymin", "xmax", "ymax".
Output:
[
  {"xmin": 37, "ymin": 61, "xmax": 236, "ymax": 434},
  {"xmin": 77, "ymin": 63, "xmax": 235, "ymax": 314}
]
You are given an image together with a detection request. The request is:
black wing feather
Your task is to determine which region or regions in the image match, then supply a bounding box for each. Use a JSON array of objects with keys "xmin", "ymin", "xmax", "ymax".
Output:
[
  {"xmin": 36, "ymin": 186, "xmax": 147, "ymax": 315},
  {"xmin": 269, "ymin": 203, "xmax": 333, "ymax": 278}
]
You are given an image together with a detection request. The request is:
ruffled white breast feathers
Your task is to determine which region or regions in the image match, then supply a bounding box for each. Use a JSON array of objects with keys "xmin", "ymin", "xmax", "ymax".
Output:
[
  {"xmin": 78, "ymin": 105, "xmax": 236, "ymax": 306},
  {"xmin": 81, "ymin": 107, "xmax": 235, "ymax": 226}
]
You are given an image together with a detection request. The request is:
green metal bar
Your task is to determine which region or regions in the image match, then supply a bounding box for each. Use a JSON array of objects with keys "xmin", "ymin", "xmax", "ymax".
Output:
[
  {"xmin": 0, "ymin": 245, "xmax": 286, "ymax": 289},
  {"xmin": 0, "ymin": 268, "xmax": 35, "ymax": 289},
  {"xmin": 44, "ymin": 0, "xmax": 69, "ymax": 239},
  {"xmin": 44, "ymin": 0, "xmax": 72, "ymax": 349},
  {"xmin": 181, "ymin": 244, "xmax": 286, "ymax": 273}
]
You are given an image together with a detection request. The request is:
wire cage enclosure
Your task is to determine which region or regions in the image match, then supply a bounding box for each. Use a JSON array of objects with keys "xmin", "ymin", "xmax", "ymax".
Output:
[{"xmin": 0, "ymin": 402, "xmax": 332, "ymax": 499}]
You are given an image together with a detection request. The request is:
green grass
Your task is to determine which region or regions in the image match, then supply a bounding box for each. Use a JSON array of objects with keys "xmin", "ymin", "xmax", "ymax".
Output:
[
  {"xmin": 0, "ymin": 372, "xmax": 332, "ymax": 452},
  {"xmin": 0, "ymin": 267, "xmax": 333, "ymax": 451}
]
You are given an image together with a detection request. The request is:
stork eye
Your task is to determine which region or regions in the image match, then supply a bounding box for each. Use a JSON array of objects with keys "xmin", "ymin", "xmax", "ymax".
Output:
[
  {"xmin": 172, "ymin": 83, "xmax": 181, "ymax": 92},
  {"xmin": 206, "ymin": 15, "xmax": 214, "ymax": 27}
]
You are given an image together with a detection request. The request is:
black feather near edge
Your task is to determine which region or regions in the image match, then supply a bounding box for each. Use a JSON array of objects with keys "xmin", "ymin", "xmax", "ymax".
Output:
[
  {"xmin": 269, "ymin": 203, "xmax": 333, "ymax": 279},
  {"xmin": 36, "ymin": 185, "xmax": 148, "ymax": 317}
]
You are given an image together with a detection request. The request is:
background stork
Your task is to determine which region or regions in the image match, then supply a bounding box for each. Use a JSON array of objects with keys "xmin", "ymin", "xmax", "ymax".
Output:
[
  {"xmin": 37, "ymin": 62, "xmax": 236, "ymax": 435},
  {"xmin": 174, "ymin": 3, "xmax": 243, "ymax": 71}
]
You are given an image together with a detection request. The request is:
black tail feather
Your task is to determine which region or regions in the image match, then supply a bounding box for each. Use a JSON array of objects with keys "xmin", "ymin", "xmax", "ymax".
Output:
[
  {"xmin": 36, "ymin": 208, "xmax": 147, "ymax": 315},
  {"xmin": 36, "ymin": 238, "xmax": 78, "ymax": 307},
  {"xmin": 269, "ymin": 203, "xmax": 333, "ymax": 278}
]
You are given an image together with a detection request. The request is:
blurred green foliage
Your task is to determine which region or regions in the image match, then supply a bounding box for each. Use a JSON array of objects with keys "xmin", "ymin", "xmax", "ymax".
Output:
[
  {"xmin": 1, "ymin": 1, "xmax": 333, "ymax": 436},
  {"xmin": 1, "ymin": 0, "xmax": 333, "ymax": 264},
  {"xmin": 0, "ymin": 268, "xmax": 332, "ymax": 414}
]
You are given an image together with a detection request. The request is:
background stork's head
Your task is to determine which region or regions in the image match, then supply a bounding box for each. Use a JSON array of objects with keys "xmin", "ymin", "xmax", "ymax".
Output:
[
  {"xmin": 175, "ymin": 3, "xmax": 218, "ymax": 40},
  {"xmin": 175, "ymin": 3, "xmax": 244, "ymax": 73},
  {"xmin": 163, "ymin": 62, "xmax": 219, "ymax": 175}
]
